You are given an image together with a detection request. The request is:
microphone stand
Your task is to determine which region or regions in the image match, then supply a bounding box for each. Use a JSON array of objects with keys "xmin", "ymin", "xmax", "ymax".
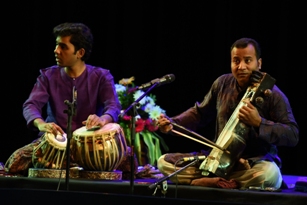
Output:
[
  {"xmin": 148, "ymin": 159, "xmax": 199, "ymax": 194},
  {"xmin": 119, "ymin": 82, "xmax": 159, "ymax": 194},
  {"xmin": 63, "ymin": 99, "xmax": 76, "ymax": 191}
]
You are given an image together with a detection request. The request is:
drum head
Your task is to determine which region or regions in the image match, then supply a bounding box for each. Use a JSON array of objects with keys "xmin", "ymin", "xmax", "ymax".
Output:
[
  {"xmin": 73, "ymin": 123, "xmax": 121, "ymax": 136},
  {"xmin": 45, "ymin": 132, "xmax": 67, "ymax": 150}
]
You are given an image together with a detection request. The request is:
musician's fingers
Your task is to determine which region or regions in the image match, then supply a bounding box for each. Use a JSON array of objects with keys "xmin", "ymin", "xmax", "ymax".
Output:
[
  {"xmin": 159, "ymin": 113, "xmax": 165, "ymax": 118},
  {"xmin": 160, "ymin": 113, "xmax": 173, "ymax": 120},
  {"xmin": 243, "ymin": 99, "xmax": 253, "ymax": 106},
  {"xmin": 159, "ymin": 124, "xmax": 173, "ymax": 134},
  {"xmin": 166, "ymin": 124, "xmax": 173, "ymax": 133},
  {"xmin": 239, "ymin": 102, "xmax": 261, "ymax": 127},
  {"xmin": 239, "ymin": 105, "xmax": 250, "ymax": 119},
  {"xmin": 85, "ymin": 114, "xmax": 105, "ymax": 129},
  {"xmin": 85, "ymin": 114, "xmax": 95, "ymax": 128},
  {"xmin": 91, "ymin": 115, "xmax": 100, "ymax": 126},
  {"xmin": 54, "ymin": 124, "xmax": 65, "ymax": 135},
  {"xmin": 158, "ymin": 114, "xmax": 168, "ymax": 122},
  {"xmin": 159, "ymin": 118, "xmax": 171, "ymax": 126},
  {"xmin": 45, "ymin": 123, "xmax": 60, "ymax": 136},
  {"xmin": 239, "ymin": 106, "xmax": 248, "ymax": 115}
]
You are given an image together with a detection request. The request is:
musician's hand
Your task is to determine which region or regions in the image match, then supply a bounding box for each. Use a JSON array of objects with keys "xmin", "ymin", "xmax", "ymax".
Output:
[
  {"xmin": 34, "ymin": 119, "xmax": 65, "ymax": 137},
  {"xmin": 82, "ymin": 114, "xmax": 112, "ymax": 130},
  {"xmin": 238, "ymin": 99, "xmax": 261, "ymax": 127},
  {"xmin": 157, "ymin": 114, "xmax": 173, "ymax": 133}
]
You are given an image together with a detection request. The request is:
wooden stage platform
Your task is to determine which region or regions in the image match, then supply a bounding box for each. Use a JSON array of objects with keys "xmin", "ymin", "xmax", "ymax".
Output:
[{"xmin": 0, "ymin": 172, "xmax": 306, "ymax": 205}]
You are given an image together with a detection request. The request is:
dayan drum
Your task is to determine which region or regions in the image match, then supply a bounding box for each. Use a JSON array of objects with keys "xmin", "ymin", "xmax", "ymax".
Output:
[
  {"xmin": 71, "ymin": 123, "xmax": 128, "ymax": 171},
  {"xmin": 32, "ymin": 132, "xmax": 67, "ymax": 169}
]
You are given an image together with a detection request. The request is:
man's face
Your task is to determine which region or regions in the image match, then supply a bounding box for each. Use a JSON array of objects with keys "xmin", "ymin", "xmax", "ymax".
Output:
[
  {"xmin": 231, "ymin": 44, "xmax": 261, "ymax": 88},
  {"xmin": 54, "ymin": 35, "xmax": 79, "ymax": 67}
]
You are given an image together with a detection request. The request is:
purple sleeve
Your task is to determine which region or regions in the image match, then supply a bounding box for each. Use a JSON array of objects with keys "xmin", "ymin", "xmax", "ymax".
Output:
[
  {"xmin": 22, "ymin": 71, "xmax": 49, "ymax": 130},
  {"xmin": 97, "ymin": 69, "xmax": 121, "ymax": 122},
  {"xmin": 258, "ymin": 86, "xmax": 299, "ymax": 147}
]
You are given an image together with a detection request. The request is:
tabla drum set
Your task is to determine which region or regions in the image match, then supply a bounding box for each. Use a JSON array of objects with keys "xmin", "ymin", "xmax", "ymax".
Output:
[{"xmin": 28, "ymin": 123, "xmax": 128, "ymax": 180}]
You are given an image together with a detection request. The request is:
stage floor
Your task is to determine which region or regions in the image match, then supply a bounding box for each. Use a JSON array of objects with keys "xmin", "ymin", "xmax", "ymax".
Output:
[{"xmin": 0, "ymin": 172, "xmax": 306, "ymax": 205}]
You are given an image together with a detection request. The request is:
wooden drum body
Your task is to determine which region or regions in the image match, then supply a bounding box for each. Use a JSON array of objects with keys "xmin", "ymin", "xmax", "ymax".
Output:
[
  {"xmin": 32, "ymin": 133, "xmax": 67, "ymax": 169},
  {"xmin": 71, "ymin": 123, "xmax": 128, "ymax": 171}
]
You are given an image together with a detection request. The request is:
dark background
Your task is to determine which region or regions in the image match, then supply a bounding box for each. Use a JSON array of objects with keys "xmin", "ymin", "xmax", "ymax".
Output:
[{"xmin": 1, "ymin": 1, "xmax": 306, "ymax": 176}]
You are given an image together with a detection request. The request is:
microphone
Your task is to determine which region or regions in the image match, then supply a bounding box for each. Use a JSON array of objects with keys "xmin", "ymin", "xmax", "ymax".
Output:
[
  {"xmin": 181, "ymin": 155, "xmax": 207, "ymax": 161},
  {"xmin": 137, "ymin": 74, "xmax": 175, "ymax": 90},
  {"xmin": 72, "ymin": 86, "xmax": 77, "ymax": 116},
  {"xmin": 64, "ymin": 86, "xmax": 77, "ymax": 116}
]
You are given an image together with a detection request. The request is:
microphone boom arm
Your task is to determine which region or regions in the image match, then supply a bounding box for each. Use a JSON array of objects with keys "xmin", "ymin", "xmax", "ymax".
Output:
[
  {"xmin": 148, "ymin": 159, "xmax": 199, "ymax": 190},
  {"xmin": 119, "ymin": 82, "xmax": 159, "ymax": 118}
]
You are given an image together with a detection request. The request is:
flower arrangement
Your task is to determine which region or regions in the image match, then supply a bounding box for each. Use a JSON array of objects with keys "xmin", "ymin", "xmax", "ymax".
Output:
[{"xmin": 115, "ymin": 77, "xmax": 169, "ymax": 166}]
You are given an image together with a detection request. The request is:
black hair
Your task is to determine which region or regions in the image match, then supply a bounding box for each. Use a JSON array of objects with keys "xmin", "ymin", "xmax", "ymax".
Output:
[
  {"xmin": 230, "ymin": 38, "xmax": 261, "ymax": 59},
  {"xmin": 53, "ymin": 22, "xmax": 93, "ymax": 61}
]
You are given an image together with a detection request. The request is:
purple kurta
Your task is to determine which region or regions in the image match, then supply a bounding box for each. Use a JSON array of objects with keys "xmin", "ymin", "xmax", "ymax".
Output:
[{"xmin": 23, "ymin": 65, "xmax": 121, "ymax": 133}]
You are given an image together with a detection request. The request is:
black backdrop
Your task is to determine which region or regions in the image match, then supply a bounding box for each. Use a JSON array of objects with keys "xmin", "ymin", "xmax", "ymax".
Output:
[{"xmin": 2, "ymin": 1, "xmax": 306, "ymax": 176}]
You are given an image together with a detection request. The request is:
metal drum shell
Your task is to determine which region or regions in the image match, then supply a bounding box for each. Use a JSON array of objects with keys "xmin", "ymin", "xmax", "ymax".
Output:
[{"xmin": 71, "ymin": 123, "xmax": 128, "ymax": 171}]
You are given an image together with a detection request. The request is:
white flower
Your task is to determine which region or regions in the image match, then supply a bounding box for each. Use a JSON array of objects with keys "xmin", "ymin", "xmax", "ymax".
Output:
[
  {"xmin": 133, "ymin": 90, "xmax": 146, "ymax": 105},
  {"xmin": 146, "ymin": 96, "xmax": 155, "ymax": 105},
  {"xmin": 144, "ymin": 103, "xmax": 154, "ymax": 113},
  {"xmin": 115, "ymin": 84, "xmax": 126, "ymax": 93},
  {"xmin": 149, "ymin": 105, "xmax": 164, "ymax": 120}
]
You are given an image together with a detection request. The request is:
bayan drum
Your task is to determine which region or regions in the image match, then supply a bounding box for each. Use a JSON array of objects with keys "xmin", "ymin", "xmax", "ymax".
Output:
[
  {"xmin": 71, "ymin": 123, "xmax": 128, "ymax": 171},
  {"xmin": 32, "ymin": 132, "xmax": 67, "ymax": 169}
]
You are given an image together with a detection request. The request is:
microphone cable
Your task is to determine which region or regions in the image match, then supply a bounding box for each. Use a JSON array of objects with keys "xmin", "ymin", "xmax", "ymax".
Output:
[{"xmin": 173, "ymin": 158, "xmax": 183, "ymax": 198}]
